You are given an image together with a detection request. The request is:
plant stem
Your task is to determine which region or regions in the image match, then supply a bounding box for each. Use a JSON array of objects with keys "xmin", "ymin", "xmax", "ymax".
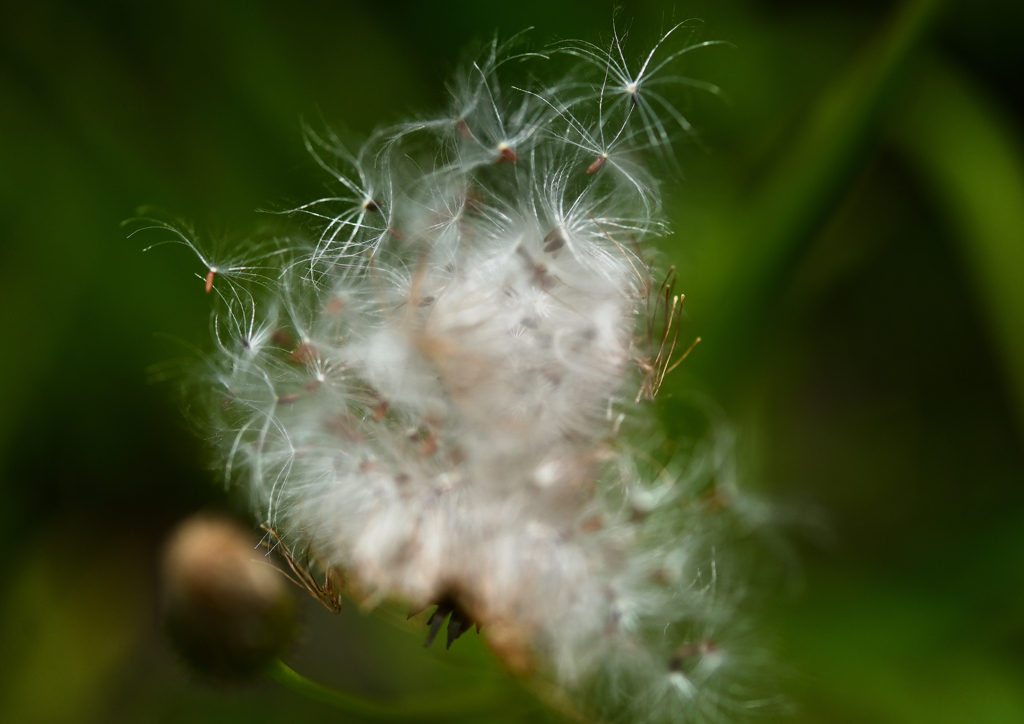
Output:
[{"xmin": 266, "ymin": 657, "xmax": 517, "ymax": 722}]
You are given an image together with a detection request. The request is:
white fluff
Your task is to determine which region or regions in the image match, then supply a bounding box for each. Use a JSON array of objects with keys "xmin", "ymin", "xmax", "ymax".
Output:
[{"xmin": 183, "ymin": 20, "xmax": 778, "ymax": 724}]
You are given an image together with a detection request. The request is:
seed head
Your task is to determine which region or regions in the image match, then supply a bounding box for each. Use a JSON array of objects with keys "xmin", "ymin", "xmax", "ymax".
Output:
[{"xmin": 167, "ymin": 19, "xmax": 777, "ymax": 723}]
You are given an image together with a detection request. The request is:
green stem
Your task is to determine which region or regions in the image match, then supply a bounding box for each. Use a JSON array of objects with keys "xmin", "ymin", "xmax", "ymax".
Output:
[{"xmin": 266, "ymin": 657, "xmax": 515, "ymax": 722}]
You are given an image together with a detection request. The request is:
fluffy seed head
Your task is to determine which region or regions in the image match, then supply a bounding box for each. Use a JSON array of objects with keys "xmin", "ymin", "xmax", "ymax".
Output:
[{"xmin": 163, "ymin": 19, "xmax": 779, "ymax": 723}]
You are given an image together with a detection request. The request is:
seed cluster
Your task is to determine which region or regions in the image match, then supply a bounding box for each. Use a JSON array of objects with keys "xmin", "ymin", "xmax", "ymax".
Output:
[{"xmin": 166, "ymin": 21, "xmax": 777, "ymax": 723}]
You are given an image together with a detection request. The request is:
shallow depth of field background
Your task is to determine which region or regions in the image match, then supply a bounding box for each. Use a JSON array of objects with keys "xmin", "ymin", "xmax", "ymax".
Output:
[{"xmin": 2, "ymin": 0, "xmax": 1023, "ymax": 722}]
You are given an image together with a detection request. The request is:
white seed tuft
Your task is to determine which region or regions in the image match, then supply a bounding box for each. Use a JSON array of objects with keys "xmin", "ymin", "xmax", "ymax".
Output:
[{"xmin": 176, "ymin": 20, "xmax": 778, "ymax": 723}]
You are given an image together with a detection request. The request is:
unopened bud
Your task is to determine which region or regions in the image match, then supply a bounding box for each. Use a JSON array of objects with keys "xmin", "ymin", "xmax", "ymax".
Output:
[{"xmin": 161, "ymin": 514, "xmax": 296, "ymax": 678}]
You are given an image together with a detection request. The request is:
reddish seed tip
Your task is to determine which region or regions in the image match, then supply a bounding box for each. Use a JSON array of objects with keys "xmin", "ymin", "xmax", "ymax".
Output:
[
  {"xmin": 702, "ymin": 487, "xmax": 729, "ymax": 511},
  {"xmin": 289, "ymin": 343, "xmax": 318, "ymax": 365},
  {"xmin": 456, "ymin": 118, "xmax": 473, "ymax": 140},
  {"xmin": 498, "ymin": 145, "xmax": 518, "ymax": 164},
  {"xmin": 272, "ymin": 328, "xmax": 295, "ymax": 348},
  {"xmin": 420, "ymin": 436, "xmax": 439, "ymax": 457},
  {"xmin": 323, "ymin": 296, "xmax": 346, "ymax": 314},
  {"xmin": 328, "ymin": 415, "xmax": 367, "ymax": 443},
  {"xmin": 205, "ymin": 269, "xmax": 216, "ymax": 293},
  {"xmin": 586, "ymin": 155, "xmax": 608, "ymax": 175}
]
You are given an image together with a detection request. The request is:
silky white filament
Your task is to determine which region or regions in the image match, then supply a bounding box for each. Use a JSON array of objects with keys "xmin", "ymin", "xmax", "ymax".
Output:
[{"xmin": 171, "ymin": 20, "xmax": 779, "ymax": 724}]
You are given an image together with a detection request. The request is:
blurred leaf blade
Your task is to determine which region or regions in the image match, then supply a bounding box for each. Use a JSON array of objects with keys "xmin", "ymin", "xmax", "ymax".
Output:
[
  {"xmin": 894, "ymin": 61, "xmax": 1024, "ymax": 438},
  {"xmin": 685, "ymin": 0, "xmax": 944, "ymax": 390},
  {"xmin": 779, "ymin": 571, "xmax": 1024, "ymax": 724},
  {"xmin": 0, "ymin": 526, "xmax": 149, "ymax": 724}
]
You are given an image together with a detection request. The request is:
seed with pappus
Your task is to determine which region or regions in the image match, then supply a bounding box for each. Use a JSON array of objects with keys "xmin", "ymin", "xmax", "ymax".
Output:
[{"xmin": 156, "ymin": 17, "xmax": 782, "ymax": 723}]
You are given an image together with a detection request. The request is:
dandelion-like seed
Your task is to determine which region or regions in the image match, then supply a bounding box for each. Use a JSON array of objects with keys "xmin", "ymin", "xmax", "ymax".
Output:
[
  {"xmin": 167, "ymin": 19, "xmax": 779, "ymax": 724},
  {"xmin": 555, "ymin": 17, "xmax": 730, "ymax": 164}
]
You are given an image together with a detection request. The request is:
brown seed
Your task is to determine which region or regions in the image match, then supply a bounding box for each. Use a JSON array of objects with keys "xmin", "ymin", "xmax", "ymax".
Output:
[
  {"xmin": 702, "ymin": 487, "xmax": 729, "ymax": 511},
  {"xmin": 447, "ymin": 445, "xmax": 467, "ymax": 466},
  {"xmin": 586, "ymin": 154, "xmax": 608, "ymax": 175},
  {"xmin": 543, "ymin": 229, "xmax": 566, "ymax": 253},
  {"xmin": 485, "ymin": 620, "xmax": 535, "ymax": 675},
  {"xmin": 324, "ymin": 296, "xmax": 346, "ymax": 314},
  {"xmin": 272, "ymin": 328, "xmax": 295, "ymax": 348},
  {"xmin": 290, "ymin": 343, "xmax": 318, "ymax": 365},
  {"xmin": 420, "ymin": 435, "xmax": 439, "ymax": 457},
  {"xmin": 327, "ymin": 415, "xmax": 366, "ymax": 443},
  {"xmin": 497, "ymin": 143, "xmax": 518, "ymax": 164},
  {"xmin": 669, "ymin": 640, "xmax": 715, "ymax": 671}
]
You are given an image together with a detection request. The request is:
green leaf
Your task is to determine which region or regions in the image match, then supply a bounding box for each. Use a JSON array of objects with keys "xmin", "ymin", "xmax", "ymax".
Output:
[
  {"xmin": 682, "ymin": 0, "xmax": 944, "ymax": 391},
  {"xmin": 894, "ymin": 60, "xmax": 1024, "ymax": 438}
]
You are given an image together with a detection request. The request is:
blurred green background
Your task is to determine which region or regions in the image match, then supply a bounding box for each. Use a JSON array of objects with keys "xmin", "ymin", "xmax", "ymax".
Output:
[{"xmin": 2, "ymin": 0, "xmax": 1023, "ymax": 721}]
